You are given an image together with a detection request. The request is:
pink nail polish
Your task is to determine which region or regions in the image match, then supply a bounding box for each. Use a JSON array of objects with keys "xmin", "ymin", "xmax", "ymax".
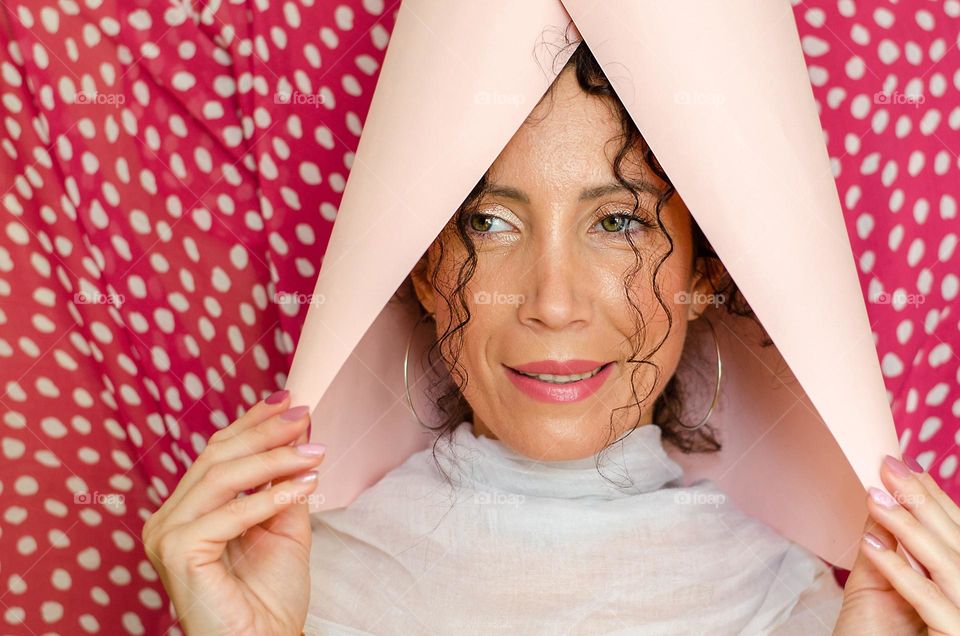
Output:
[
  {"xmin": 281, "ymin": 405, "xmax": 310, "ymax": 421},
  {"xmin": 883, "ymin": 455, "xmax": 911, "ymax": 478},
  {"xmin": 869, "ymin": 486, "xmax": 899, "ymax": 509},
  {"xmin": 903, "ymin": 453, "xmax": 925, "ymax": 473},
  {"xmin": 863, "ymin": 532, "xmax": 886, "ymax": 551},
  {"xmin": 296, "ymin": 443, "xmax": 327, "ymax": 456},
  {"xmin": 293, "ymin": 471, "xmax": 318, "ymax": 483},
  {"xmin": 265, "ymin": 389, "xmax": 289, "ymax": 405}
]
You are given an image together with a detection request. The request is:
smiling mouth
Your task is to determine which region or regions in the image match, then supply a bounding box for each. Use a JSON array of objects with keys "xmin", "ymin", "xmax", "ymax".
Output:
[{"xmin": 509, "ymin": 362, "xmax": 613, "ymax": 384}]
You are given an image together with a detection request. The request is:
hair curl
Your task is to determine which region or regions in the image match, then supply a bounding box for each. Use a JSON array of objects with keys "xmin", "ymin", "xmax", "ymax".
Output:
[{"xmin": 391, "ymin": 37, "xmax": 771, "ymax": 487}]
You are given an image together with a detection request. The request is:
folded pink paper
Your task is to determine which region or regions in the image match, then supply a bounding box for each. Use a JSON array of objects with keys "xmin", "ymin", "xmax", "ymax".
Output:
[{"xmin": 284, "ymin": 0, "xmax": 901, "ymax": 571}]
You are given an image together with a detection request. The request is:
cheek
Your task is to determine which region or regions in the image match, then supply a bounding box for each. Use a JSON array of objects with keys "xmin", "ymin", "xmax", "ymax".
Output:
[{"xmin": 606, "ymin": 245, "xmax": 693, "ymax": 320}]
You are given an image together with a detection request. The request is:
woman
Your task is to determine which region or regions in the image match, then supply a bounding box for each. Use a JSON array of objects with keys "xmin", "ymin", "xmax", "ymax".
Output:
[{"xmin": 142, "ymin": 43, "xmax": 960, "ymax": 635}]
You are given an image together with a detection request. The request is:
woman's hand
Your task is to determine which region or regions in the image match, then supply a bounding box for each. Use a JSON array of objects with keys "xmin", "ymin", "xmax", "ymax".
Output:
[
  {"xmin": 141, "ymin": 390, "xmax": 325, "ymax": 636},
  {"xmin": 833, "ymin": 454, "xmax": 960, "ymax": 635}
]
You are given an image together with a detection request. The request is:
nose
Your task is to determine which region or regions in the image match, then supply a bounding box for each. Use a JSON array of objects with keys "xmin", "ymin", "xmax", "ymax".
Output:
[{"xmin": 515, "ymin": 237, "xmax": 592, "ymax": 331}]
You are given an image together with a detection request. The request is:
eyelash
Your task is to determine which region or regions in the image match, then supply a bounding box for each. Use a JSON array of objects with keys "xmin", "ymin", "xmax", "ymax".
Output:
[{"xmin": 465, "ymin": 208, "xmax": 655, "ymax": 238}]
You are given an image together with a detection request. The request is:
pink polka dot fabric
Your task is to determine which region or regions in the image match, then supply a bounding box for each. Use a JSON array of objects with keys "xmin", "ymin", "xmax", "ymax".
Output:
[{"xmin": 0, "ymin": 0, "xmax": 955, "ymax": 632}]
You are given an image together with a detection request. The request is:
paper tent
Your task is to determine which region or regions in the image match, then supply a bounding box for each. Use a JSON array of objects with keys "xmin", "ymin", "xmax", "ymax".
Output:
[{"xmin": 284, "ymin": 0, "xmax": 901, "ymax": 571}]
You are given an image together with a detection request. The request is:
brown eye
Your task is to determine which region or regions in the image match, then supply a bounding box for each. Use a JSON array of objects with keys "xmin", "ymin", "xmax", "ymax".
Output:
[
  {"xmin": 599, "ymin": 215, "xmax": 629, "ymax": 232},
  {"xmin": 469, "ymin": 214, "xmax": 494, "ymax": 232},
  {"xmin": 593, "ymin": 210, "xmax": 654, "ymax": 235},
  {"xmin": 466, "ymin": 212, "xmax": 512, "ymax": 235}
]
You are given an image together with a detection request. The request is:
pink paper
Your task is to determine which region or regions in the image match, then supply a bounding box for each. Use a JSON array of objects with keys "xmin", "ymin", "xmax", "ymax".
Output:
[{"xmin": 284, "ymin": 0, "xmax": 901, "ymax": 570}]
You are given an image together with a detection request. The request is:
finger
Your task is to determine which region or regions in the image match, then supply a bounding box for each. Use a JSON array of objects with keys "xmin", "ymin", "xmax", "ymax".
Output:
[
  {"xmin": 161, "ymin": 472, "xmax": 321, "ymax": 568},
  {"xmin": 203, "ymin": 405, "xmax": 311, "ymax": 464},
  {"xmin": 165, "ymin": 443, "xmax": 327, "ymax": 525},
  {"xmin": 260, "ymin": 439, "xmax": 326, "ymax": 538},
  {"xmin": 156, "ymin": 391, "xmax": 295, "ymax": 510},
  {"xmin": 867, "ymin": 483, "xmax": 960, "ymax": 606},
  {"xmin": 882, "ymin": 454, "xmax": 960, "ymax": 554},
  {"xmin": 171, "ymin": 404, "xmax": 311, "ymax": 506},
  {"xmin": 215, "ymin": 389, "xmax": 293, "ymax": 441},
  {"xmin": 905, "ymin": 453, "xmax": 960, "ymax": 528},
  {"xmin": 258, "ymin": 476, "xmax": 316, "ymax": 543},
  {"xmin": 860, "ymin": 529, "xmax": 960, "ymax": 632},
  {"xmin": 843, "ymin": 511, "xmax": 898, "ymax": 592}
]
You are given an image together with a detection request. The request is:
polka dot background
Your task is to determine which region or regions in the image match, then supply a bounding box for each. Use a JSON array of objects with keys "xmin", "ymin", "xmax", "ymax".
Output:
[{"xmin": 0, "ymin": 0, "xmax": 956, "ymax": 632}]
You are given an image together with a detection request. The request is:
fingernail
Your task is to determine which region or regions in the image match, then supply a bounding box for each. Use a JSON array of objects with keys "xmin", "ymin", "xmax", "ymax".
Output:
[
  {"xmin": 296, "ymin": 443, "xmax": 327, "ymax": 456},
  {"xmin": 281, "ymin": 405, "xmax": 310, "ymax": 421},
  {"xmin": 869, "ymin": 486, "xmax": 899, "ymax": 509},
  {"xmin": 265, "ymin": 389, "xmax": 289, "ymax": 405},
  {"xmin": 903, "ymin": 453, "xmax": 925, "ymax": 473},
  {"xmin": 863, "ymin": 532, "xmax": 887, "ymax": 551},
  {"xmin": 883, "ymin": 454, "xmax": 911, "ymax": 479},
  {"xmin": 293, "ymin": 471, "xmax": 318, "ymax": 484}
]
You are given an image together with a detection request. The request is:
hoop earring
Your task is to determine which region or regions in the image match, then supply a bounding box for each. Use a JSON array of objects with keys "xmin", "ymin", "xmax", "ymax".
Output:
[
  {"xmin": 676, "ymin": 314, "xmax": 722, "ymax": 431},
  {"xmin": 403, "ymin": 311, "xmax": 435, "ymax": 427}
]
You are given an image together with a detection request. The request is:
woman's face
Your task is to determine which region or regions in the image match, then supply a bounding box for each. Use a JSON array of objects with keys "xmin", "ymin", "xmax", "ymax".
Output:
[{"xmin": 412, "ymin": 67, "xmax": 714, "ymax": 461}]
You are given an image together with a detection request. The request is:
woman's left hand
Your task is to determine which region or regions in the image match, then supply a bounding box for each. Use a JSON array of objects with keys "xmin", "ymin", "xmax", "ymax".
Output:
[{"xmin": 833, "ymin": 454, "xmax": 960, "ymax": 635}]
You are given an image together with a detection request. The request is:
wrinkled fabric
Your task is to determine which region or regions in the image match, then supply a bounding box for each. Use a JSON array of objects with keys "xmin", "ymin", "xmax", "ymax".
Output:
[
  {"xmin": 306, "ymin": 422, "xmax": 843, "ymax": 635},
  {"xmin": 1, "ymin": 1, "xmax": 957, "ymax": 631}
]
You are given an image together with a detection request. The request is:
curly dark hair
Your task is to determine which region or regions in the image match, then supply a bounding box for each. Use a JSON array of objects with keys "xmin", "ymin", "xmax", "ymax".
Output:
[{"xmin": 392, "ymin": 37, "xmax": 771, "ymax": 485}]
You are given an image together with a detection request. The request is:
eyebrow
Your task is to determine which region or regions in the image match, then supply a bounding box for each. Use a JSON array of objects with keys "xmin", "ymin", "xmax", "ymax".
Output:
[{"xmin": 484, "ymin": 181, "xmax": 660, "ymax": 203}]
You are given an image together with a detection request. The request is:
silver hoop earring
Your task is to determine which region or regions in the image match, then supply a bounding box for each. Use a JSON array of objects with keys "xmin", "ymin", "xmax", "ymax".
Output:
[
  {"xmin": 403, "ymin": 311, "xmax": 434, "ymax": 427},
  {"xmin": 676, "ymin": 315, "xmax": 723, "ymax": 431}
]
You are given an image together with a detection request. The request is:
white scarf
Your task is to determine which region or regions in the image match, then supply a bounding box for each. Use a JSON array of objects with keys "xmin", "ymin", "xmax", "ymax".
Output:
[{"xmin": 306, "ymin": 422, "xmax": 843, "ymax": 635}]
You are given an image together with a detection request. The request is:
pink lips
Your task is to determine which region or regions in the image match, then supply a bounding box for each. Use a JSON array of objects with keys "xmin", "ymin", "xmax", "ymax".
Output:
[{"xmin": 504, "ymin": 359, "xmax": 614, "ymax": 403}]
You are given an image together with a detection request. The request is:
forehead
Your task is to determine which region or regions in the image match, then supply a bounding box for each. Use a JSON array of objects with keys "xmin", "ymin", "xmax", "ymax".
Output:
[{"xmin": 485, "ymin": 68, "xmax": 660, "ymax": 194}]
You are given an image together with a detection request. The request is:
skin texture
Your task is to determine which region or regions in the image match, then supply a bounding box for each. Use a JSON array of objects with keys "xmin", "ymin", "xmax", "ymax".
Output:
[
  {"xmin": 831, "ymin": 455, "xmax": 960, "ymax": 635},
  {"xmin": 143, "ymin": 63, "xmax": 960, "ymax": 636},
  {"xmin": 410, "ymin": 66, "xmax": 713, "ymax": 461}
]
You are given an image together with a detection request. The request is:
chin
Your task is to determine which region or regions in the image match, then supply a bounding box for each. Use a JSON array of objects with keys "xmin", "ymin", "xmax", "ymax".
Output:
[{"xmin": 492, "ymin": 414, "xmax": 615, "ymax": 461}]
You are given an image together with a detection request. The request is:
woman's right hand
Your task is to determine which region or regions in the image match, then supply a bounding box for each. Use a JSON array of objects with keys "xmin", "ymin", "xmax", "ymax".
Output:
[{"xmin": 141, "ymin": 390, "xmax": 326, "ymax": 635}]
